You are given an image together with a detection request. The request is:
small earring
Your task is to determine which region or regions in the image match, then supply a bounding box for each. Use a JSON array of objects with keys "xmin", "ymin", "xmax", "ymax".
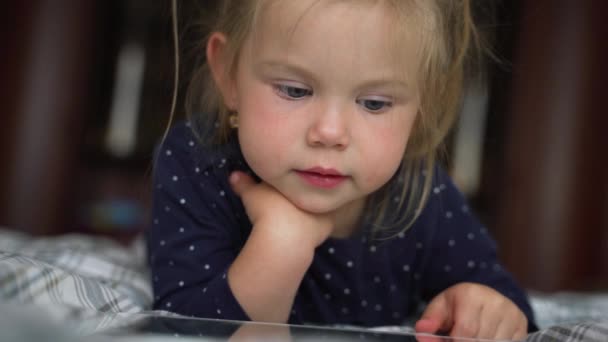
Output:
[{"xmin": 228, "ymin": 113, "xmax": 239, "ymax": 128}]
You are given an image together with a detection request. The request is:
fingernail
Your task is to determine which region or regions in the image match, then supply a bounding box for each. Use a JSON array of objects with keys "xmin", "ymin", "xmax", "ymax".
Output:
[{"xmin": 229, "ymin": 172, "xmax": 239, "ymax": 184}]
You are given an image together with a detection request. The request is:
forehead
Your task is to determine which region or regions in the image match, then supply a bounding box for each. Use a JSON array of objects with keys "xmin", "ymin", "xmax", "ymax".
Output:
[{"xmin": 246, "ymin": 0, "xmax": 429, "ymax": 82}]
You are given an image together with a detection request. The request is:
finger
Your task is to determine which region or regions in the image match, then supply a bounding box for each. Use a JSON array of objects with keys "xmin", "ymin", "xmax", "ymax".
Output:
[
  {"xmin": 416, "ymin": 293, "xmax": 452, "ymax": 335},
  {"xmin": 511, "ymin": 321, "xmax": 528, "ymax": 341},
  {"xmin": 415, "ymin": 332, "xmax": 445, "ymax": 342},
  {"xmin": 494, "ymin": 319, "xmax": 519, "ymax": 341},
  {"xmin": 415, "ymin": 319, "xmax": 442, "ymax": 335},
  {"xmin": 449, "ymin": 296, "xmax": 481, "ymax": 339},
  {"xmin": 229, "ymin": 171, "xmax": 256, "ymax": 197},
  {"xmin": 494, "ymin": 309, "xmax": 526, "ymax": 341},
  {"xmin": 476, "ymin": 301, "xmax": 500, "ymax": 339}
]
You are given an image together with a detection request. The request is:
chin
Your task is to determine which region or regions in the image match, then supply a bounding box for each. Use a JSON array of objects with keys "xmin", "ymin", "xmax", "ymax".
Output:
[{"xmin": 288, "ymin": 196, "xmax": 342, "ymax": 214}]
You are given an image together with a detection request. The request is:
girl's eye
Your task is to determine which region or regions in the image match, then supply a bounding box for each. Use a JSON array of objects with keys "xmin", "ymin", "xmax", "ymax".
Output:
[
  {"xmin": 275, "ymin": 84, "xmax": 313, "ymax": 99},
  {"xmin": 357, "ymin": 98, "xmax": 393, "ymax": 113}
]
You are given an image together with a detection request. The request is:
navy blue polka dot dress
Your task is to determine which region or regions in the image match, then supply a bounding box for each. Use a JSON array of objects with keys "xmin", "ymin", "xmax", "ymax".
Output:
[{"xmin": 147, "ymin": 122, "xmax": 537, "ymax": 331}]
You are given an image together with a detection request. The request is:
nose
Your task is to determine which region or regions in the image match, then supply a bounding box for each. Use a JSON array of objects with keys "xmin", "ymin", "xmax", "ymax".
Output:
[{"xmin": 306, "ymin": 106, "xmax": 350, "ymax": 149}]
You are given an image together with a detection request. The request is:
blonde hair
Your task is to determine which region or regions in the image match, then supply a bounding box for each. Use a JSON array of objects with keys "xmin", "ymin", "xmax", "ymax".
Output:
[{"xmin": 184, "ymin": 0, "xmax": 483, "ymax": 237}]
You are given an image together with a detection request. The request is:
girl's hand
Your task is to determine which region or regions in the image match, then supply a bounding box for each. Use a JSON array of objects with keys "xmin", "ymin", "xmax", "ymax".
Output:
[
  {"xmin": 229, "ymin": 171, "xmax": 334, "ymax": 249},
  {"xmin": 415, "ymin": 282, "xmax": 528, "ymax": 341},
  {"xmin": 227, "ymin": 171, "xmax": 335, "ymax": 322}
]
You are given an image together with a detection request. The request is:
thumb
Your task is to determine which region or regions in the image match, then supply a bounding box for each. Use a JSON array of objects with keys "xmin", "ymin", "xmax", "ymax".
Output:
[
  {"xmin": 229, "ymin": 171, "xmax": 256, "ymax": 197},
  {"xmin": 416, "ymin": 292, "xmax": 453, "ymax": 335}
]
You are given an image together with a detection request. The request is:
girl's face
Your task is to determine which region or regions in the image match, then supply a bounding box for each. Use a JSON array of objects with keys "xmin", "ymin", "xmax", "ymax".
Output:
[{"xmin": 214, "ymin": 1, "xmax": 421, "ymax": 226}]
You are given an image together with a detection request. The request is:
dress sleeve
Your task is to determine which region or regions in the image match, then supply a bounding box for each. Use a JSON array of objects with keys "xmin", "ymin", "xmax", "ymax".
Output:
[
  {"xmin": 417, "ymin": 168, "xmax": 538, "ymax": 332},
  {"xmin": 146, "ymin": 123, "xmax": 250, "ymax": 320}
]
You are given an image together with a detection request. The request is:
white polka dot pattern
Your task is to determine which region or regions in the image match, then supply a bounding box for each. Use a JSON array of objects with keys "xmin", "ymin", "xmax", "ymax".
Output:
[{"xmin": 147, "ymin": 122, "xmax": 536, "ymax": 328}]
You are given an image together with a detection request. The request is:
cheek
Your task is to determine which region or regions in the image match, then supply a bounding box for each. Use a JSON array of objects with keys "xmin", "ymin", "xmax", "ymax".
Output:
[
  {"xmin": 236, "ymin": 82, "xmax": 288, "ymax": 137},
  {"xmin": 362, "ymin": 142, "xmax": 405, "ymax": 186},
  {"xmin": 360, "ymin": 119, "xmax": 413, "ymax": 186},
  {"xmin": 237, "ymin": 105, "xmax": 293, "ymax": 178}
]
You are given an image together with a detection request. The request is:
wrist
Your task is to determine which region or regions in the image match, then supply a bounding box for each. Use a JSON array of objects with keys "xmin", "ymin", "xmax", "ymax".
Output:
[
  {"xmin": 228, "ymin": 220, "xmax": 316, "ymax": 322},
  {"xmin": 253, "ymin": 217, "xmax": 323, "ymax": 255}
]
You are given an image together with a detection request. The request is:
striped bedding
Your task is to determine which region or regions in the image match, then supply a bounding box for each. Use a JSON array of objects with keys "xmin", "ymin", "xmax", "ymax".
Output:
[
  {"xmin": 0, "ymin": 227, "xmax": 154, "ymax": 334},
  {"xmin": 0, "ymin": 227, "xmax": 606, "ymax": 341}
]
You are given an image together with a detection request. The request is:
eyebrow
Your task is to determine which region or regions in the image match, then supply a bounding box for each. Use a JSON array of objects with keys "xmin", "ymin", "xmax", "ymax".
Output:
[
  {"xmin": 255, "ymin": 60, "xmax": 411, "ymax": 91},
  {"xmin": 255, "ymin": 61, "xmax": 317, "ymax": 81}
]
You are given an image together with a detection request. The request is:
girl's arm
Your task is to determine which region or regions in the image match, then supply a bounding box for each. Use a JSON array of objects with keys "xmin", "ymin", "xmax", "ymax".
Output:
[
  {"xmin": 227, "ymin": 172, "xmax": 333, "ymax": 322},
  {"xmin": 147, "ymin": 122, "xmax": 332, "ymax": 323},
  {"xmin": 148, "ymin": 124, "xmax": 252, "ymax": 320},
  {"xmin": 413, "ymin": 168, "xmax": 536, "ymax": 339}
]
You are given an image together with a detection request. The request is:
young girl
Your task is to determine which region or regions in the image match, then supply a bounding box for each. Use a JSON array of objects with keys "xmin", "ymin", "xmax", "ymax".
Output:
[{"xmin": 148, "ymin": 0, "xmax": 537, "ymax": 340}]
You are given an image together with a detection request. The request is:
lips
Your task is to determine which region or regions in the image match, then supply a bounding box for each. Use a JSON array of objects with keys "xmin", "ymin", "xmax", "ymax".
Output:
[
  {"xmin": 302, "ymin": 167, "xmax": 344, "ymax": 176},
  {"xmin": 295, "ymin": 167, "xmax": 347, "ymax": 189}
]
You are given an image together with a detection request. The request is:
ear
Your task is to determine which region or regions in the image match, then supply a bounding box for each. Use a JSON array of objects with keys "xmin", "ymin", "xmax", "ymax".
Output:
[{"xmin": 206, "ymin": 32, "xmax": 237, "ymax": 110}]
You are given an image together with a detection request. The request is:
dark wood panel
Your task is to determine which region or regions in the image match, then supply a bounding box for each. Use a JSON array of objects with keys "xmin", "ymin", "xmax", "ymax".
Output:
[
  {"xmin": 0, "ymin": 1, "xmax": 100, "ymax": 234},
  {"xmin": 496, "ymin": 0, "xmax": 608, "ymax": 291}
]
